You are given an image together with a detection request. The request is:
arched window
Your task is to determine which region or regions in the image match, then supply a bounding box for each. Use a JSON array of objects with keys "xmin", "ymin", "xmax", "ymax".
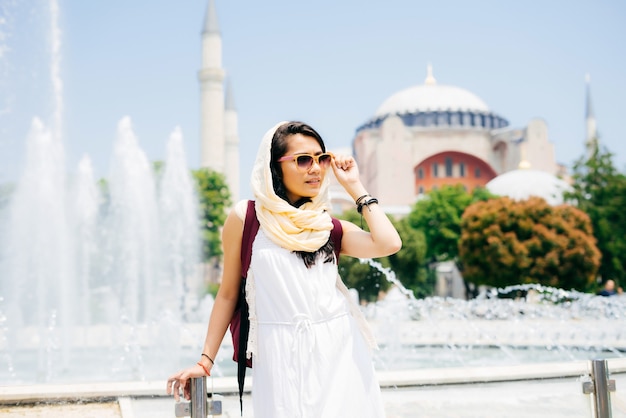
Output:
[{"xmin": 445, "ymin": 158, "xmax": 453, "ymax": 177}]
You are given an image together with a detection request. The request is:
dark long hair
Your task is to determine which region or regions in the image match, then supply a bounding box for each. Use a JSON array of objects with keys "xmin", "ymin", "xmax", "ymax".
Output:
[{"xmin": 270, "ymin": 121, "xmax": 335, "ymax": 268}]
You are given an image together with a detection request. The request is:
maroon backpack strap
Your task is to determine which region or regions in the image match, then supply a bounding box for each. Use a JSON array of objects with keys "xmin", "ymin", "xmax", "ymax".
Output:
[
  {"xmin": 235, "ymin": 200, "xmax": 258, "ymax": 413},
  {"xmin": 331, "ymin": 217, "xmax": 343, "ymax": 262},
  {"xmin": 241, "ymin": 200, "xmax": 259, "ymax": 277}
]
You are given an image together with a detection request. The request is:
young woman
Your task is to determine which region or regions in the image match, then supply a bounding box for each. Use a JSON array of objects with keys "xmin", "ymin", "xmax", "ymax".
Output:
[{"xmin": 167, "ymin": 121, "xmax": 402, "ymax": 417}]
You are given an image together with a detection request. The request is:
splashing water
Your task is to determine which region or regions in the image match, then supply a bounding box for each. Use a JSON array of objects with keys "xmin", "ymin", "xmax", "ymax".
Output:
[
  {"xmin": 361, "ymin": 258, "xmax": 626, "ymax": 372},
  {"xmin": 361, "ymin": 258, "xmax": 416, "ymax": 300}
]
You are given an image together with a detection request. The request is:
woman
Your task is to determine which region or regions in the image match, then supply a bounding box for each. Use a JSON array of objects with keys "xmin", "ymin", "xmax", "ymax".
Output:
[{"xmin": 167, "ymin": 121, "xmax": 402, "ymax": 417}]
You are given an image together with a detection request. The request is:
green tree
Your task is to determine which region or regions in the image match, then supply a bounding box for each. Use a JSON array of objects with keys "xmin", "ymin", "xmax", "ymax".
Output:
[
  {"xmin": 152, "ymin": 160, "xmax": 165, "ymax": 175},
  {"xmin": 459, "ymin": 196, "xmax": 600, "ymax": 291},
  {"xmin": 191, "ymin": 168, "xmax": 231, "ymax": 262},
  {"xmin": 338, "ymin": 255, "xmax": 390, "ymax": 303},
  {"xmin": 408, "ymin": 185, "xmax": 493, "ymax": 261},
  {"xmin": 387, "ymin": 217, "xmax": 430, "ymax": 298},
  {"xmin": 565, "ymin": 147, "xmax": 626, "ymax": 287}
]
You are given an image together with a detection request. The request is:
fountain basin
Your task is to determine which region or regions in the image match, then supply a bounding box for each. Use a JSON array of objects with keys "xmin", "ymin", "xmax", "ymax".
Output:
[{"xmin": 2, "ymin": 316, "xmax": 625, "ymax": 386}]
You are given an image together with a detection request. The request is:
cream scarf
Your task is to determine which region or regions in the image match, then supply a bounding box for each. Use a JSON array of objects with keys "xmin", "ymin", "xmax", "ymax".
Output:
[{"xmin": 251, "ymin": 121, "xmax": 333, "ymax": 252}]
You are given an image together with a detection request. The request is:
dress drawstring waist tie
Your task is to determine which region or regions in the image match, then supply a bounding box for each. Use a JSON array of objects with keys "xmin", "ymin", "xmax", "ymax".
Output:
[{"xmin": 258, "ymin": 312, "xmax": 349, "ymax": 418}]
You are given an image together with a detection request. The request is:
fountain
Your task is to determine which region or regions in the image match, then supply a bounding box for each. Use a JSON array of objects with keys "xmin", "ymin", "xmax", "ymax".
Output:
[{"xmin": 0, "ymin": 115, "xmax": 202, "ymax": 384}]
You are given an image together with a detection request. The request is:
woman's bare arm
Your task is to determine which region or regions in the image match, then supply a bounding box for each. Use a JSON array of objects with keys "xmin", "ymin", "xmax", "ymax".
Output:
[
  {"xmin": 199, "ymin": 209, "xmax": 244, "ymax": 366},
  {"xmin": 166, "ymin": 209, "xmax": 243, "ymax": 401}
]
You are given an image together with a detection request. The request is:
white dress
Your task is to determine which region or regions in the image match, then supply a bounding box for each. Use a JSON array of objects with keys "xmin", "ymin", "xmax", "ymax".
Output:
[{"xmin": 247, "ymin": 229, "xmax": 385, "ymax": 418}]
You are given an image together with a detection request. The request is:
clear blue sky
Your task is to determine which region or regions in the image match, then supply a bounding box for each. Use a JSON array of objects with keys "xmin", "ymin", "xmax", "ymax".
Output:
[{"xmin": 1, "ymin": 0, "xmax": 624, "ymax": 199}]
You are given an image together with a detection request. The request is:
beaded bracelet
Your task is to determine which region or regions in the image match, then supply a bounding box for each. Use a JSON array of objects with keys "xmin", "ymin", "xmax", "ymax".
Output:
[
  {"xmin": 197, "ymin": 361, "xmax": 211, "ymax": 376},
  {"xmin": 201, "ymin": 353, "xmax": 215, "ymax": 365}
]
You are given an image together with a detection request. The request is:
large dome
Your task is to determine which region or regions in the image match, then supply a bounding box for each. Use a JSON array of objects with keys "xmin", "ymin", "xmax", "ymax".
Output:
[
  {"xmin": 356, "ymin": 66, "xmax": 508, "ymax": 132},
  {"xmin": 375, "ymin": 83, "xmax": 490, "ymax": 117},
  {"xmin": 486, "ymin": 169, "xmax": 572, "ymax": 206}
]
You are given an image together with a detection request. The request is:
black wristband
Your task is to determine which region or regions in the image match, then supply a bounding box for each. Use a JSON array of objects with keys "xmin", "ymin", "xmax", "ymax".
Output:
[
  {"xmin": 201, "ymin": 353, "xmax": 214, "ymax": 365},
  {"xmin": 355, "ymin": 194, "xmax": 371, "ymax": 206},
  {"xmin": 357, "ymin": 197, "xmax": 379, "ymax": 214}
]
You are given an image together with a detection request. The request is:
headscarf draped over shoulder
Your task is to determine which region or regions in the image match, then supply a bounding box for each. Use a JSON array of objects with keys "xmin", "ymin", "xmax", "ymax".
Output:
[{"xmin": 250, "ymin": 121, "xmax": 333, "ymax": 252}]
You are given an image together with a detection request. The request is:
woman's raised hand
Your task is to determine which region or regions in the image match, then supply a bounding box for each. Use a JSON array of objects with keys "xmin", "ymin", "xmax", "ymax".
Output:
[{"xmin": 330, "ymin": 154, "xmax": 361, "ymax": 188}]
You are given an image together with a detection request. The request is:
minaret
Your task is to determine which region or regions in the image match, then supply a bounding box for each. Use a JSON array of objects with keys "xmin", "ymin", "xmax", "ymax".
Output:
[
  {"xmin": 224, "ymin": 79, "xmax": 240, "ymax": 201},
  {"xmin": 199, "ymin": 0, "xmax": 225, "ymax": 172},
  {"xmin": 585, "ymin": 74, "xmax": 598, "ymax": 158}
]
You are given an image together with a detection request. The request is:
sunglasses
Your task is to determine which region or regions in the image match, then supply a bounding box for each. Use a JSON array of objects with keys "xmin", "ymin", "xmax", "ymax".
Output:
[{"xmin": 277, "ymin": 152, "xmax": 334, "ymax": 171}]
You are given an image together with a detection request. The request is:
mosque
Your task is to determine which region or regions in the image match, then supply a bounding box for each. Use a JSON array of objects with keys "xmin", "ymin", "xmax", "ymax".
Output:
[
  {"xmin": 341, "ymin": 66, "xmax": 598, "ymax": 214},
  {"xmin": 199, "ymin": 0, "xmax": 594, "ymax": 214}
]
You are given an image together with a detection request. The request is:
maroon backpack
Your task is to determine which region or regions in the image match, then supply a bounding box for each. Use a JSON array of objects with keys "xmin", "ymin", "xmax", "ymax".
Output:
[{"xmin": 229, "ymin": 200, "xmax": 343, "ymax": 413}]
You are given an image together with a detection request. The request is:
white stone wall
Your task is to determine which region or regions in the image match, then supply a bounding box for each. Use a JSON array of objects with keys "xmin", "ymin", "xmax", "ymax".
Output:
[
  {"xmin": 410, "ymin": 129, "xmax": 493, "ymax": 165},
  {"xmin": 377, "ymin": 117, "xmax": 414, "ymax": 206},
  {"xmin": 525, "ymin": 118, "xmax": 558, "ymax": 174}
]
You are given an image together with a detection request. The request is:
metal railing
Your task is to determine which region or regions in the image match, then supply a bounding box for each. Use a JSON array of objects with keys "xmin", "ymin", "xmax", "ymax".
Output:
[
  {"xmin": 174, "ymin": 377, "xmax": 222, "ymax": 417},
  {"xmin": 173, "ymin": 359, "xmax": 618, "ymax": 417}
]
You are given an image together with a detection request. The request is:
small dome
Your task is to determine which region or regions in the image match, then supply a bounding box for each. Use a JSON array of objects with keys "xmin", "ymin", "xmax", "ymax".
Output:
[
  {"xmin": 375, "ymin": 84, "xmax": 490, "ymax": 117},
  {"xmin": 486, "ymin": 169, "xmax": 572, "ymax": 206}
]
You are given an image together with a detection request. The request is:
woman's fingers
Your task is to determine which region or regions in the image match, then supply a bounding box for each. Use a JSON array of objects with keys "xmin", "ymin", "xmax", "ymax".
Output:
[
  {"xmin": 166, "ymin": 373, "xmax": 178, "ymax": 395},
  {"xmin": 166, "ymin": 372, "xmax": 189, "ymax": 402},
  {"xmin": 183, "ymin": 379, "xmax": 191, "ymax": 400},
  {"xmin": 332, "ymin": 155, "xmax": 360, "ymax": 188},
  {"xmin": 332, "ymin": 155, "xmax": 355, "ymax": 171},
  {"xmin": 169, "ymin": 379, "xmax": 181, "ymax": 402}
]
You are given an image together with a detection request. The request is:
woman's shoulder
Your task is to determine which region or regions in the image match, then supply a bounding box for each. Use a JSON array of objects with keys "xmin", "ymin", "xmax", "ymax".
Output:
[
  {"xmin": 337, "ymin": 218, "xmax": 357, "ymax": 231},
  {"xmin": 233, "ymin": 199, "xmax": 251, "ymax": 221}
]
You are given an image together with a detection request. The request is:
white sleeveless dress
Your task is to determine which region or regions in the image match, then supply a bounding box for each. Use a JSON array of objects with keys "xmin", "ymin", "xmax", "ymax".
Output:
[{"xmin": 247, "ymin": 229, "xmax": 385, "ymax": 418}]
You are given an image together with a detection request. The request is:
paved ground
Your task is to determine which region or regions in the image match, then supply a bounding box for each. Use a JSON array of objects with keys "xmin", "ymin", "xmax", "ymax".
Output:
[{"xmin": 0, "ymin": 401, "xmax": 121, "ymax": 418}]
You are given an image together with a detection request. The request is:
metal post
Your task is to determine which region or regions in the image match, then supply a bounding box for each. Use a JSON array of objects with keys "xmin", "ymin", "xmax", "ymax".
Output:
[
  {"xmin": 190, "ymin": 377, "xmax": 208, "ymax": 418},
  {"xmin": 583, "ymin": 359, "xmax": 616, "ymax": 418},
  {"xmin": 592, "ymin": 360, "xmax": 612, "ymax": 418},
  {"xmin": 174, "ymin": 377, "xmax": 222, "ymax": 417}
]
